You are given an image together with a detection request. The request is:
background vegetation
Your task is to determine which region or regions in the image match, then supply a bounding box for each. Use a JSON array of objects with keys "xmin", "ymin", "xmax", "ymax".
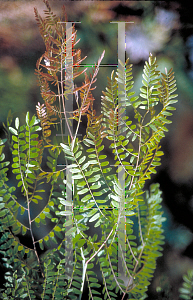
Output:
[{"xmin": 0, "ymin": 1, "xmax": 193, "ymax": 299}]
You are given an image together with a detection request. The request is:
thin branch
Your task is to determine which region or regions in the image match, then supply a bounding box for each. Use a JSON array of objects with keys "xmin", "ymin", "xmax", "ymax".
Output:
[
  {"xmin": 137, "ymin": 203, "xmax": 144, "ymax": 246},
  {"xmin": 60, "ymin": 40, "xmax": 73, "ymax": 142},
  {"xmin": 107, "ymin": 250, "xmax": 125, "ymax": 294},
  {"xmin": 126, "ymin": 236, "xmax": 138, "ymax": 264},
  {"xmin": 72, "ymin": 50, "xmax": 105, "ymax": 150},
  {"xmin": 86, "ymin": 226, "xmax": 115, "ymax": 266},
  {"xmin": 86, "ymin": 273, "xmax": 94, "ymax": 300}
]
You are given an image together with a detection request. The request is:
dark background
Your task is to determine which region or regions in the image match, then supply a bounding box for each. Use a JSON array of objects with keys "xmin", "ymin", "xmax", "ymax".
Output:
[{"xmin": 0, "ymin": 1, "xmax": 193, "ymax": 299}]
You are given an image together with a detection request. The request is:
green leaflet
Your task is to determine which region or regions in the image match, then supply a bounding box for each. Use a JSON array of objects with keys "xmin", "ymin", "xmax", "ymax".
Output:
[
  {"xmin": 77, "ymin": 188, "xmax": 89, "ymax": 195},
  {"xmin": 9, "ymin": 127, "xmax": 18, "ymax": 135},
  {"xmin": 60, "ymin": 143, "xmax": 72, "ymax": 156}
]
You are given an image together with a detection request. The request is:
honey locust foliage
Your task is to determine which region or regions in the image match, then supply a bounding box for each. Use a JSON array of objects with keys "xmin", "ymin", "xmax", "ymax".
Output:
[
  {"xmin": 179, "ymin": 269, "xmax": 193, "ymax": 299},
  {"xmin": 0, "ymin": 1, "xmax": 178, "ymax": 299}
]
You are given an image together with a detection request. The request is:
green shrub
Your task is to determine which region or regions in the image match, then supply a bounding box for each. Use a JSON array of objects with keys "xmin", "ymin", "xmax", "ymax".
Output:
[{"xmin": 0, "ymin": 1, "xmax": 178, "ymax": 299}]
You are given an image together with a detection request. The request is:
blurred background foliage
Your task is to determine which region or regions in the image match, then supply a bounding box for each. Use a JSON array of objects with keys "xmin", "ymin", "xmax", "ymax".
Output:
[{"xmin": 0, "ymin": 1, "xmax": 193, "ymax": 299}]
